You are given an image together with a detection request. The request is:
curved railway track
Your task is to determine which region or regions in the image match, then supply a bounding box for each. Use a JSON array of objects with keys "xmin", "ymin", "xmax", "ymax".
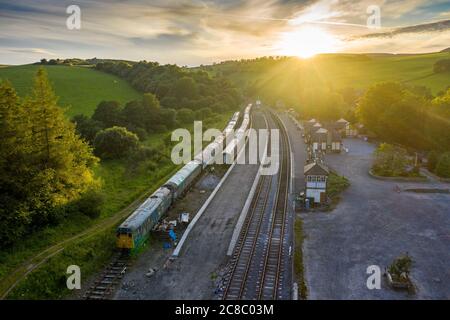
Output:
[{"xmin": 222, "ymin": 110, "xmax": 291, "ymax": 300}]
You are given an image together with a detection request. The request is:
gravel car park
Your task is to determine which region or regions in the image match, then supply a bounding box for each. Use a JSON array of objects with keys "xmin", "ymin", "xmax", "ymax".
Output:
[{"xmin": 301, "ymin": 138, "xmax": 450, "ymax": 299}]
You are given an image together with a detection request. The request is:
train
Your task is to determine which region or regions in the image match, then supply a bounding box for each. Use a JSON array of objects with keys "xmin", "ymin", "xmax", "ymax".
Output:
[
  {"xmin": 116, "ymin": 106, "xmax": 251, "ymax": 253},
  {"xmin": 223, "ymin": 104, "xmax": 252, "ymax": 164}
]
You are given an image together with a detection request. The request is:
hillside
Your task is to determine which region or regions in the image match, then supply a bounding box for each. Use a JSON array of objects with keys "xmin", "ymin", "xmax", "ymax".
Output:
[
  {"xmin": 0, "ymin": 64, "xmax": 141, "ymax": 117},
  {"xmin": 205, "ymin": 52, "xmax": 450, "ymax": 101}
]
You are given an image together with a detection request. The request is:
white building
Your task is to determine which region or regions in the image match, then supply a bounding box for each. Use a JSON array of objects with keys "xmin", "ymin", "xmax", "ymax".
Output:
[
  {"xmin": 311, "ymin": 128, "xmax": 328, "ymax": 152},
  {"xmin": 304, "ymin": 162, "xmax": 329, "ymax": 204}
]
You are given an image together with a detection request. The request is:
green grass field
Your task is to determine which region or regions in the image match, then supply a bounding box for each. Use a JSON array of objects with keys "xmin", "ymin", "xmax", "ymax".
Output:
[
  {"xmin": 0, "ymin": 64, "xmax": 141, "ymax": 117},
  {"xmin": 208, "ymin": 52, "xmax": 450, "ymax": 96}
]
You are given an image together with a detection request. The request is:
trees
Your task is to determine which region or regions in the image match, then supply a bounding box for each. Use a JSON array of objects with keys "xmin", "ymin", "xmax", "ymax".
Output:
[
  {"xmin": 24, "ymin": 68, "xmax": 98, "ymax": 220},
  {"xmin": 173, "ymin": 76, "xmax": 198, "ymax": 100},
  {"xmin": 357, "ymin": 82, "xmax": 428, "ymax": 150},
  {"xmin": 0, "ymin": 81, "xmax": 31, "ymax": 244},
  {"xmin": 435, "ymin": 152, "xmax": 450, "ymax": 178},
  {"xmin": 141, "ymin": 93, "xmax": 161, "ymax": 132},
  {"xmin": 195, "ymin": 107, "xmax": 213, "ymax": 120},
  {"xmin": 159, "ymin": 108, "xmax": 177, "ymax": 129},
  {"xmin": 426, "ymin": 88, "xmax": 450, "ymax": 151},
  {"xmin": 95, "ymin": 60, "xmax": 241, "ymax": 114},
  {"xmin": 427, "ymin": 150, "xmax": 440, "ymax": 172},
  {"xmin": 373, "ymin": 143, "xmax": 410, "ymax": 176},
  {"xmin": 433, "ymin": 59, "xmax": 450, "ymax": 73},
  {"xmin": 93, "ymin": 126, "xmax": 139, "ymax": 159},
  {"xmin": 72, "ymin": 114, "xmax": 103, "ymax": 143},
  {"xmin": 122, "ymin": 100, "xmax": 147, "ymax": 129},
  {"xmin": 177, "ymin": 108, "xmax": 195, "ymax": 124},
  {"xmin": 92, "ymin": 100, "xmax": 122, "ymax": 128},
  {"xmin": 0, "ymin": 69, "xmax": 98, "ymax": 245}
]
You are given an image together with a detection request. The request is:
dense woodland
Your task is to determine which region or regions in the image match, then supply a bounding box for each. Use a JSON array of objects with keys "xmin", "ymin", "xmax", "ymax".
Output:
[{"xmin": 95, "ymin": 60, "xmax": 241, "ymax": 114}]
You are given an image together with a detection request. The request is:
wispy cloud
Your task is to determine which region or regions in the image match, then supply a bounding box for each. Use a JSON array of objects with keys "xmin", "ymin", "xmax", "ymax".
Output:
[{"xmin": 0, "ymin": 0, "xmax": 449, "ymax": 65}]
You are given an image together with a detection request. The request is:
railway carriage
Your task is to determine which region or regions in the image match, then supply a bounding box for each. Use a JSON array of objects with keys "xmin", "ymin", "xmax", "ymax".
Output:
[
  {"xmin": 196, "ymin": 111, "xmax": 241, "ymax": 168},
  {"xmin": 116, "ymin": 187, "xmax": 172, "ymax": 253},
  {"xmin": 223, "ymin": 104, "xmax": 252, "ymax": 164},
  {"xmin": 163, "ymin": 159, "xmax": 202, "ymax": 200},
  {"xmin": 116, "ymin": 106, "xmax": 252, "ymax": 252}
]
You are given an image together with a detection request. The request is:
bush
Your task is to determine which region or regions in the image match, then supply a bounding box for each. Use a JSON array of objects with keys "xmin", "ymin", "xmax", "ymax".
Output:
[
  {"xmin": 72, "ymin": 114, "xmax": 103, "ymax": 143},
  {"xmin": 74, "ymin": 189, "xmax": 105, "ymax": 219},
  {"xmin": 92, "ymin": 100, "xmax": 123, "ymax": 128},
  {"xmin": 126, "ymin": 125, "xmax": 147, "ymax": 141},
  {"xmin": 373, "ymin": 143, "xmax": 409, "ymax": 176},
  {"xmin": 433, "ymin": 59, "xmax": 450, "ymax": 73},
  {"xmin": 93, "ymin": 126, "xmax": 139, "ymax": 159},
  {"xmin": 327, "ymin": 172, "xmax": 350, "ymax": 197},
  {"xmin": 195, "ymin": 107, "xmax": 213, "ymax": 120},
  {"xmin": 388, "ymin": 254, "xmax": 413, "ymax": 282},
  {"xmin": 128, "ymin": 146, "xmax": 154, "ymax": 162},
  {"xmin": 435, "ymin": 152, "xmax": 450, "ymax": 178},
  {"xmin": 177, "ymin": 108, "xmax": 195, "ymax": 124},
  {"xmin": 427, "ymin": 150, "xmax": 440, "ymax": 172},
  {"xmin": 152, "ymin": 124, "xmax": 167, "ymax": 133}
]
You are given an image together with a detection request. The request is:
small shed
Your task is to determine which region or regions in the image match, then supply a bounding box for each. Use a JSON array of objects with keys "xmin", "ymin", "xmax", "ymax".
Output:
[
  {"xmin": 311, "ymin": 127, "xmax": 328, "ymax": 151},
  {"xmin": 335, "ymin": 118, "xmax": 349, "ymax": 131},
  {"xmin": 327, "ymin": 129, "xmax": 342, "ymax": 152},
  {"xmin": 304, "ymin": 162, "xmax": 329, "ymax": 204}
]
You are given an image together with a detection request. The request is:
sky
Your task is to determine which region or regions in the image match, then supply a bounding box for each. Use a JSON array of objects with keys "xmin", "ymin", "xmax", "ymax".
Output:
[{"xmin": 1, "ymin": 0, "xmax": 450, "ymax": 66}]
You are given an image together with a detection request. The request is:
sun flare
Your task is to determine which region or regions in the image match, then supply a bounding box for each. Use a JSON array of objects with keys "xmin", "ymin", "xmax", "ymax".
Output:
[{"xmin": 276, "ymin": 26, "xmax": 340, "ymax": 58}]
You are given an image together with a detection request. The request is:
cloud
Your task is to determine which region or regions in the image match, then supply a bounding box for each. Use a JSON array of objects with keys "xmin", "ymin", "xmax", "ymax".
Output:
[
  {"xmin": 0, "ymin": 0, "xmax": 449, "ymax": 65},
  {"xmin": 0, "ymin": 47, "xmax": 57, "ymax": 56},
  {"xmin": 357, "ymin": 19, "xmax": 450, "ymax": 39}
]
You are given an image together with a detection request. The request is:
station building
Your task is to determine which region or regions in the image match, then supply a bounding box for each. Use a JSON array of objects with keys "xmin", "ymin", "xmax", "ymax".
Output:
[{"xmin": 304, "ymin": 161, "xmax": 329, "ymax": 204}]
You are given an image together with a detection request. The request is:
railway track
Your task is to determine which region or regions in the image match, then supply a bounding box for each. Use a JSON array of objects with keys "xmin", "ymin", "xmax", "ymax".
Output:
[
  {"xmin": 222, "ymin": 110, "xmax": 290, "ymax": 300},
  {"xmin": 84, "ymin": 251, "xmax": 129, "ymax": 300}
]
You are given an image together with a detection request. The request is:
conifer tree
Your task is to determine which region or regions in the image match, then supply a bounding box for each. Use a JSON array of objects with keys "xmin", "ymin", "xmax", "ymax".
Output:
[
  {"xmin": 0, "ymin": 69, "xmax": 99, "ymax": 244},
  {"xmin": 23, "ymin": 68, "xmax": 98, "ymax": 212},
  {"xmin": 0, "ymin": 81, "xmax": 31, "ymax": 244}
]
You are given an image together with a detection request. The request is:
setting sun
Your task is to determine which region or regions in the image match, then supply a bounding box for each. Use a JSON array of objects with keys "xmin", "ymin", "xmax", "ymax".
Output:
[{"xmin": 276, "ymin": 26, "xmax": 340, "ymax": 58}]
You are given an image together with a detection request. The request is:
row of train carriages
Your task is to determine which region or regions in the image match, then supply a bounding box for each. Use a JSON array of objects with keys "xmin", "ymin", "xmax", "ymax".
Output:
[{"xmin": 116, "ymin": 104, "xmax": 253, "ymax": 253}]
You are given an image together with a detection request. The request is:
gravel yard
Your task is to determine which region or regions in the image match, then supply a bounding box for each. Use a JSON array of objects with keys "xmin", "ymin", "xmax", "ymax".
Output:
[{"xmin": 301, "ymin": 138, "xmax": 450, "ymax": 299}]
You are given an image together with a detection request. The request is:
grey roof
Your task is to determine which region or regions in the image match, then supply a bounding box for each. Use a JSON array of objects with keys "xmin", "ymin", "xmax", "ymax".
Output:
[
  {"xmin": 120, "ymin": 187, "xmax": 171, "ymax": 230},
  {"xmin": 304, "ymin": 162, "xmax": 329, "ymax": 175},
  {"xmin": 311, "ymin": 129, "xmax": 328, "ymax": 142},
  {"xmin": 165, "ymin": 160, "xmax": 202, "ymax": 188}
]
